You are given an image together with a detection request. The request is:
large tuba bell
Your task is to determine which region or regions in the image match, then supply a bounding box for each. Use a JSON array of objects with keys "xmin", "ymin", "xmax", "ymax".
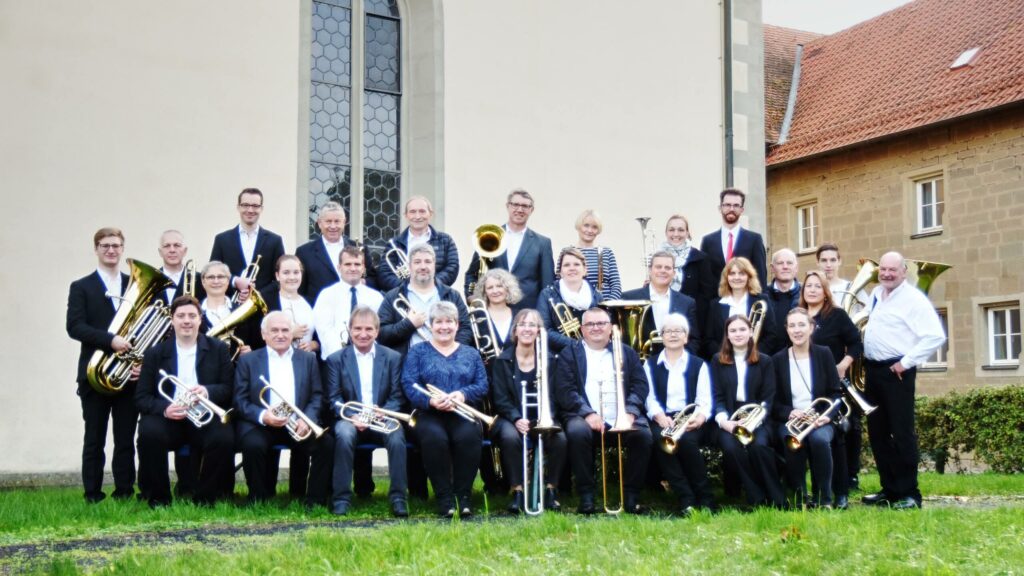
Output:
[
  {"xmin": 206, "ymin": 288, "xmax": 269, "ymax": 360},
  {"xmin": 467, "ymin": 298, "xmax": 502, "ymax": 361},
  {"xmin": 601, "ymin": 299, "xmax": 660, "ymax": 361},
  {"xmin": 86, "ymin": 259, "xmax": 175, "ymax": 394},
  {"xmin": 467, "ymin": 224, "xmax": 506, "ymax": 294}
]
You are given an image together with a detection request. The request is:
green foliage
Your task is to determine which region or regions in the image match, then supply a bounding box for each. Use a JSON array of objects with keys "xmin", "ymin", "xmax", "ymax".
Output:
[{"xmin": 917, "ymin": 384, "xmax": 1024, "ymax": 473}]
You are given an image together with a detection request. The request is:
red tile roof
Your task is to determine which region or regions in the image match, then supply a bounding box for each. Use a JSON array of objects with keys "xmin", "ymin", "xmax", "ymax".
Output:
[
  {"xmin": 766, "ymin": 0, "xmax": 1024, "ymax": 166},
  {"xmin": 764, "ymin": 25, "xmax": 824, "ymax": 143}
]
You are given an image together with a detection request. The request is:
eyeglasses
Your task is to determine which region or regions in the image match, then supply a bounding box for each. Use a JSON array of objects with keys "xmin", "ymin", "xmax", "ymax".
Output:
[
  {"xmin": 507, "ymin": 201, "xmax": 534, "ymax": 210},
  {"xmin": 661, "ymin": 328, "xmax": 686, "ymax": 336},
  {"xmin": 239, "ymin": 203, "xmax": 263, "ymax": 209},
  {"xmin": 516, "ymin": 322, "xmax": 540, "ymax": 328},
  {"xmin": 97, "ymin": 243, "xmax": 123, "ymax": 251},
  {"xmin": 720, "ymin": 203, "xmax": 743, "ymax": 210},
  {"xmin": 203, "ymin": 274, "xmax": 229, "ymax": 281},
  {"xmin": 582, "ymin": 321, "xmax": 610, "ymax": 329}
]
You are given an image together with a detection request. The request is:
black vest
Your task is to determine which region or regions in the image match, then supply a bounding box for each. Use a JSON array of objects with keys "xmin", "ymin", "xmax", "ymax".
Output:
[{"xmin": 647, "ymin": 353, "xmax": 703, "ymax": 412}]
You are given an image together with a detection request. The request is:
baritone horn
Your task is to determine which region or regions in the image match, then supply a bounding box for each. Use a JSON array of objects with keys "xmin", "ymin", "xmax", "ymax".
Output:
[
  {"xmin": 336, "ymin": 401, "xmax": 416, "ymax": 434},
  {"xmin": 384, "ymin": 239, "xmax": 411, "ymax": 280},
  {"xmin": 467, "ymin": 224, "xmax": 506, "ymax": 294},
  {"xmin": 206, "ymin": 288, "xmax": 269, "ymax": 360},
  {"xmin": 784, "ymin": 397, "xmax": 845, "ymax": 451},
  {"xmin": 659, "ymin": 403, "xmax": 698, "ymax": 454},
  {"xmin": 158, "ymin": 369, "xmax": 232, "ymax": 427},
  {"xmin": 258, "ymin": 376, "xmax": 325, "ymax": 441},
  {"xmin": 468, "ymin": 298, "xmax": 502, "ymax": 361},
  {"xmin": 730, "ymin": 402, "xmax": 768, "ymax": 445}
]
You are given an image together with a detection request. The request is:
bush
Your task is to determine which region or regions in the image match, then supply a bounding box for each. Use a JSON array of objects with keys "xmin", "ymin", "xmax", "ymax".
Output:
[{"xmin": 916, "ymin": 384, "xmax": 1024, "ymax": 473}]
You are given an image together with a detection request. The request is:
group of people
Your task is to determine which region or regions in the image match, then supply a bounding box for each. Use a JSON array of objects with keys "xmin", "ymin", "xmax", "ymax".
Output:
[{"xmin": 67, "ymin": 186, "xmax": 946, "ymax": 517}]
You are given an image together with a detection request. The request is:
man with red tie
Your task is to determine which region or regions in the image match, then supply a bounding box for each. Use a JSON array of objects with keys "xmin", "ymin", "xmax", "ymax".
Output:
[{"xmin": 699, "ymin": 188, "xmax": 768, "ymax": 289}]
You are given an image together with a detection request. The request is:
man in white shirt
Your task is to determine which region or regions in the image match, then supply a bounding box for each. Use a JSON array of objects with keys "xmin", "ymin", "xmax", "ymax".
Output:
[
  {"xmin": 376, "ymin": 196, "xmax": 460, "ymax": 291},
  {"xmin": 314, "ymin": 246, "xmax": 385, "ymax": 359},
  {"xmin": 620, "ymin": 251, "xmax": 702, "ymax": 357},
  {"xmin": 861, "ymin": 252, "xmax": 945, "ymax": 510}
]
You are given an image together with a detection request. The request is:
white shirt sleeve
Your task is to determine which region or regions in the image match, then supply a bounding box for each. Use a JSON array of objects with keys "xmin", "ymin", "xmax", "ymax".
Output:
[
  {"xmin": 644, "ymin": 362, "xmax": 664, "ymax": 420},
  {"xmin": 694, "ymin": 363, "xmax": 712, "ymax": 420}
]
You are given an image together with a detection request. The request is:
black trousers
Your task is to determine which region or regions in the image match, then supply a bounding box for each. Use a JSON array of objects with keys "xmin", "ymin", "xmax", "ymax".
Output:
[
  {"xmin": 717, "ymin": 426, "xmax": 785, "ymax": 507},
  {"xmin": 777, "ymin": 422, "xmax": 834, "ymax": 505},
  {"xmin": 239, "ymin": 426, "xmax": 335, "ymax": 505},
  {"xmin": 332, "ymin": 421, "xmax": 407, "ymax": 505},
  {"xmin": 137, "ymin": 415, "xmax": 234, "ymax": 505},
  {"xmin": 492, "ymin": 418, "xmax": 567, "ymax": 489},
  {"xmin": 865, "ymin": 359, "xmax": 921, "ymax": 502},
  {"xmin": 563, "ymin": 416, "xmax": 652, "ymax": 499},
  {"xmin": 413, "ymin": 411, "xmax": 481, "ymax": 511},
  {"xmin": 78, "ymin": 385, "xmax": 138, "ymax": 502},
  {"xmin": 651, "ymin": 419, "xmax": 714, "ymax": 508}
]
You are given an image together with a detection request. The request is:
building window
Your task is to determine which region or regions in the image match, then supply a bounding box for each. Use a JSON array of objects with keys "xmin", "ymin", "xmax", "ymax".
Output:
[
  {"xmin": 915, "ymin": 176, "xmax": 944, "ymax": 233},
  {"xmin": 796, "ymin": 202, "xmax": 818, "ymax": 252},
  {"xmin": 986, "ymin": 306, "xmax": 1021, "ymax": 366},
  {"xmin": 922, "ymin": 308, "xmax": 948, "ymax": 369}
]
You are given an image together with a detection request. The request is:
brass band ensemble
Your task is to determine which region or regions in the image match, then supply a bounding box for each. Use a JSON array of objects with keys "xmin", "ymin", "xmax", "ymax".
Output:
[{"xmin": 66, "ymin": 186, "xmax": 947, "ymax": 515}]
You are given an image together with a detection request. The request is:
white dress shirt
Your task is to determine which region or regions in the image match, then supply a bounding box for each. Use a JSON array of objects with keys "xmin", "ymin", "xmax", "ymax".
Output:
[
  {"xmin": 322, "ymin": 237, "xmax": 344, "ymax": 273},
  {"xmin": 261, "ymin": 347, "xmax": 296, "ymax": 426},
  {"xmin": 161, "ymin": 266, "xmax": 184, "ymax": 304},
  {"xmin": 407, "ymin": 228, "xmax": 431, "ymax": 252},
  {"xmin": 648, "ymin": 286, "xmax": 671, "ymax": 331},
  {"xmin": 863, "ymin": 281, "xmax": 946, "ymax": 369},
  {"xmin": 202, "ymin": 299, "xmax": 232, "ymax": 327},
  {"xmin": 174, "ymin": 342, "xmax": 198, "ymax": 401},
  {"xmin": 504, "ymin": 227, "xmax": 526, "ymax": 271},
  {"xmin": 280, "ymin": 294, "xmax": 315, "ymax": 345},
  {"xmin": 720, "ymin": 293, "xmax": 749, "ymax": 318},
  {"xmin": 715, "ymin": 356, "xmax": 749, "ymax": 424},
  {"xmin": 238, "ymin": 225, "xmax": 260, "ymax": 267},
  {"xmin": 644, "ymin": 351, "xmax": 712, "ymax": 419},
  {"xmin": 355, "ymin": 344, "xmax": 376, "ymax": 405},
  {"xmin": 313, "ymin": 281, "xmax": 384, "ymax": 359},
  {"xmin": 583, "ymin": 345, "xmax": 615, "ymax": 424},
  {"xmin": 720, "ymin": 224, "xmax": 742, "ymax": 260},
  {"xmin": 96, "ymin": 268, "xmax": 122, "ymax": 309}
]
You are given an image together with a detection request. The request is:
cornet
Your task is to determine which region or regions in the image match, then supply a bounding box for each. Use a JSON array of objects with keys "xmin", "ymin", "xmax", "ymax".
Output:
[
  {"xmin": 157, "ymin": 369, "xmax": 232, "ymax": 428},
  {"xmin": 411, "ymin": 383, "xmax": 496, "ymax": 429},
  {"xmin": 393, "ymin": 293, "xmax": 433, "ymax": 341},
  {"xmin": 384, "ymin": 239, "xmax": 411, "ymax": 280},
  {"xmin": 258, "ymin": 376, "xmax": 325, "ymax": 441},
  {"xmin": 468, "ymin": 298, "xmax": 502, "ymax": 361},
  {"xmin": 336, "ymin": 400, "xmax": 416, "ymax": 434},
  {"xmin": 729, "ymin": 402, "xmax": 768, "ymax": 446},
  {"xmin": 659, "ymin": 403, "xmax": 698, "ymax": 454},
  {"xmin": 548, "ymin": 297, "xmax": 582, "ymax": 340},
  {"xmin": 784, "ymin": 397, "xmax": 845, "ymax": 451},
  {"xmin": 231, "ymin": 254, "xmax": 262, "ymax": 306}
]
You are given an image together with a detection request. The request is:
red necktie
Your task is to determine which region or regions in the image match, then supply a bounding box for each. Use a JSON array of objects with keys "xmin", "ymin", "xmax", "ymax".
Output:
[{"xmin": 726, "ymin": 232, "xmax": 734, "ymax": 261}]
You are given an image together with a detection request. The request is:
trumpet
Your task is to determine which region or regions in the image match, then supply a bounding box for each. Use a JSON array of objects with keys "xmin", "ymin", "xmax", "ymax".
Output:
[
  {"xmin": 231, "ymin": 254, "xmax": 262, "ymax": 306},
  {"xmin": 598, "ymin": 325, "xmax": 634, "ymax": 514},
  {"xmin": 748, "ymin": 299, "xmax": 767, "ymax": 344},
  {"xmin": 258, "ymin": 375, "xmax": 325, "ymax": 441},
  {"xmin": 522, "ymin": 328, "xmax": 559, "ymax": 515},
  {"xmin": 182, "ymin": 259, "xmax": 196, "ymax": 298},
  {"xmin": 384, "ymin": 239, "xmax": 411, "ymax": 280},
  {"xmin": 467, "ymin": 224, "xmax": 506, "ymax": 294},
  {"xmin": 392, "ymin": 293, "xmax": 433, "ymax": 341},
  {"xmin": 336, "ymin": 400, "xmax": 416, "ymax": 434},
  {"xmin": 659, "ymin": 403, "xmax": 698, "ymax": 454},
  {"xmin": 785, "ymin": 397, "xmax": 845, "ymax": 451},
  {"xmin": 548, "ymin": 298, "xmax": 582, "ymax": 340},
  {"xmin": 411, "ymin": 383, "xmax": 496, "ymax": 429},
  {"xmin": 468, "ymin": 298, "xmax": 502, "ymax": 361},
  {"xmin": 730, "ymin": 402, "xmax": 768, "ymax": 445},
  {"xmin": 157, "ymin": 369, "xmax": 232, "ymax": 428}
]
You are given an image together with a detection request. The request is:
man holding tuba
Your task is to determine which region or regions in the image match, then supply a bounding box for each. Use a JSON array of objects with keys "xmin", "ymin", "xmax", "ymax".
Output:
[
  {"xmin": 135, "ymin": 296, "xmax": 235, "ymax": 508},
  {"xmin": 376, "ymin": 196, "xmax": 460, "ymax": 292}
]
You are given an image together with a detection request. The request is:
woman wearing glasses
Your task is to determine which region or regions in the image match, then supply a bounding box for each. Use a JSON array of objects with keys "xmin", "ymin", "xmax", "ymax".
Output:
[{"xmin": 199, "ymin": 261, "xmax": 257, "ymax": 358}]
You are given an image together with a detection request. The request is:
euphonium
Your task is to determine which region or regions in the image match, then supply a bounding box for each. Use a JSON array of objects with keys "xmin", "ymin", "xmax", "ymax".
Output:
[
  {"xmin": 230, "ymin": 254, "xmax": 262, "ymax": 306},
  {"xmin": 258, "ymin": 376, "xmax": 325, "ymax": 441},
  {"xmin": 467, "ymin": 224, "xmax": 506, "ymax": 294},
  {"xmin": 601, "ymin": 299, "xmax": 658, "ymax": 360},
  {"xmin": 784, "ymin": 397, "xmax": 845, "ymax": 451},
  {"xmin": 206, "ymin": 287, "xmax": 269, "ymax": 360},
  {"xmin": 392, "ymin": 293, "xmax": 433, "ymax": 341},
  {"xmin": 468, "ymin": 298, "xmax": 502, "ymax": 361},
  {"xmin": 86, "ymin": 259, "xmax": 175, "ymax": 394},
  {"xmin": 748, "ymin": 299, "xmax": 768, "ymax": 345},
  {"xmin": 181, "ymin": 259, "xmax": 196, "ymax": 298},
  {"xmin": 157, "ymin": 369, "xmax": 232, "ymax": 428},
  {"xmin": 412, "ymin": 383, "xmax": 497, "ymax": 429},
  {"xmin": 384, "ymin": 239, "xmax": 411, "ymax": 280},
  {"xmin": 598, "ymin": 325, "xmax": 634, "ymax": 514},
  {"xmin": 636, "ymin": 217, "xmax": 657, "ymax": 283},
  {"xmin": 336, "ymin": 400, "xmax": 416, "ymax": 434},
  {"xmin": 548, "ymin": 297, "xmax": 582, "ymax": 340},
  {"xmin": 730, "ymin": 402, "xmax": 768, "ymax": 445},
  {"xmin": 659, "ymin": 403, "xmax": 698, "ymax": 454}
]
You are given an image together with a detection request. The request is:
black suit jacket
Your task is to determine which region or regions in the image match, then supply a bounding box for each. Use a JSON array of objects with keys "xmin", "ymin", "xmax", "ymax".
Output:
[
  {"xmin": 620, "ymin": 286, "xmax": 702, "ymax": 356},
  {"xmin": 324, "ymin": 343, "xmax": 405, "ymax": 418},
  {"xmin": 295, "ymin": 235, "xmax": 375, "ymax": 304},
  {"xmin": 709, "ymin": 352, "xmax": 775, "ymax": 422},
  {"xmin": 554, "ymin": 340, "xmax": 648, "ymax": 424},
  {"xmin": 153, "ymin": 266, "xmax": 206, "ymax": 306},
  {"xmin": 66, "ymin": 271, "xmax": 128, "ymax": 387},
  {"xmin": 377, "ymin": 281, "xmax": 473, "ymax": 355},
  {"xmin": 699, "ymin": 227, "xmax": 768, "ymax": 289},
  {"xmin": 135, "ymin": 335, "xmax": 234, "ymax": 416},
  {"xmin": 464, "ymin": 227, "xmax": 554, "ymax": 310},
  {"xmin": 209, "ymin": 226, "xmax": 286, "ymax": 291},
  {"xmin": 770, "ymin": 345, "xmax": 842, "ymax": 423},
  {"xmin": 233, "ymin": 347, "xmax": 324, "ymax": 439},
  {"xmin": 677, "ymin": 247, "xmax": 716, "ymax": 336},
  {"xmin": 704, "ymin": 293, "xmax": 777, "ymax": 359}
]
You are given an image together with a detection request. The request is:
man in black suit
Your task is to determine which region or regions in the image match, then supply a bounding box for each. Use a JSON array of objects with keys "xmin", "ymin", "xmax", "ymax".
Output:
[
  {"xmin": 135, "ymin": 296, "xmax": 235, "ymax": 508},
  {"xmin": 325, "ymin": 306, "xmax": 408, "ymax": 517},
  {"xmin": 154, "ymin": 230, "xmax": 201, "ymax": 305},
  {"xmin": 209, "ymin": 188, "xmax": 286, "ymax": 300},
  {"xmin": 65, "ymin": 227, "xmax": 137, "ymax": 503},
  {"xmin": 555, "ymin": 307, "xmax": 653, "ymax": 515},
  {"xmin": 621, "ymin": 250, "xmax": 702, "ymax": 358},
  {"xmin": 464, "ymin": 189, "xmax": 554, "ymax": 310},
  {"xmin": 296, "ymin": 201, "xmax": 376, "ymax": 304},
  {"xmin": 699, "ymin": 188, "xmax": 768, "ymax": 288},
  {"xmin": 235, "ymin": 311, "xmax": 334, "ymax": 506}
]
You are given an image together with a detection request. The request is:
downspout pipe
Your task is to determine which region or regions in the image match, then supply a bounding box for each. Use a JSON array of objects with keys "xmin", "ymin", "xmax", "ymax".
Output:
[{"xmin": 722, "ymin": 0, "xmax": 734, "ymax": 187}]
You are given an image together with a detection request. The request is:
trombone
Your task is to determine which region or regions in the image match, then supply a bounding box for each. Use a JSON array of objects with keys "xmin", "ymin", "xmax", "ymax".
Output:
[
  {"xmin": 384, "ymin": 239, "xmax": 411, "ymax": 280},
  {"xmin": 598, "ymin": 326, "xmax": 634, "ymax": 514},
  {"xmin": 729, "ymin": 402, "xmax": 768, "ymax": 445},
  {"xmin": 231, "ymin": 254, "xmax": 262, "ymax": 306},
  {"xmin": 548, "ymin": 297, "xmax": 582, "ymax": 340},
  {"xmin": 336, "ymin": 400, "xmax": 416, "ymax": 434},
  {"xmin": 521, "ymin": 328, "xmax": 560, "ymax": 515},
  {"xmin": 258, "ymin": 375, "xmax": 326, "ymax": 441},
  {"xmin": 658, "ymin": 403, "xmax": 698, "ymax": 454},
  {"xmin": 468, "ymin": 298, "xmax": 502, "ymax": 361},
  {"xmin": 157, "ymin": 369, "xmax": 232, "ymax": 428},
  {"xmin": 393, "ymin": 293, "xmax": 433, "ymax": 341},
  {"xmin": 784, "ymin": 397, "xmax": 846, "ymax": 451},
  {"xmin": 411, "ymin": 383, "xmax": 496, "ymax": 429}
]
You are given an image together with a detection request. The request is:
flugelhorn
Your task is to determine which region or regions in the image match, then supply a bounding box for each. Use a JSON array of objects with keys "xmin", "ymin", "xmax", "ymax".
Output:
[
  {"xmin": 258, "ymin": 375, "xmax": 325, "ymax": 441},
  {"xmin": 784, "ymin": 397, "xmax": 845, "ymax": 451},
  {"xmin": 412, "ymin": 383, "xmax": 496, "ymax": 429},
  {"xmin": 468, "ymin": 298, "xmax": 502, "ymax": 362},
  {"xmin": 392, "ymin": 293, "xmax": 433, "ymax": 341},
  {"xmin": 467, "ymin": 224, "xmax": 506, "ymax": 294},
  {"xmin": 231, "ymin": 254, "xmax": 262, "ymax": 306},
  {"xmin": 384, "ymin": 239, "xmax": 411, "ymax": 280},
  {"xmin": 548, "ymin": 297, "xmax": 582, "ymax": 340},
  {"xmin": 730, "ymin": 402, "xmax": 768, "ymax": 446},
  {"xmin": 336, "ymin": 400, "xmax": 416, "ymax": 434},
  {"xmin": 659, "ymin": 403, "xmax": 698, "ymax": 454},
  {"xmin": 158, "ymin": 369, "xmax": 232, "ymax": 428}
]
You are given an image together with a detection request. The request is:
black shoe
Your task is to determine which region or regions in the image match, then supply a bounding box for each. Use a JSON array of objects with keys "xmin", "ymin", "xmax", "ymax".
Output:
[
  {"xmin": 890, "ymin": 496, "xmax": 921, "ymax": 510},
  {"xmin": 507, "ymin": 490, "xmax": 524, "ymax": 515},
  {"xmin": 679, "ymin": 505, "xmax": 697, "ymax": 518},
  {"xmin": 544, "ymin": 487, "xmax": 561, "ymax": 512},
  {"xmin": 441, "ymin": 507, "xmax": 455, "ymax": 519},
  {"xmin": 459, "ymin": 505, "xmax": 473, "ymax": 518},
  {"xmin": 391, "ymin": 499, "xmax": 409, "ymax": 518},
  {"xmin": 85, "ymin": 493, "xmax": 106, "ymax": 504},
  {"xmin": 577, "ymin": 494, "xmax": 596, "ymax": 515},
  {"xmin": 112, "ymin": 490, "xmax": 135, "ymax": 501},
  {"xmin": 835, "ymin": 495, "xmax": 849, "ymax": 510},
  {"xmin": 147, "ymin": 499, "xmax": 171, "ymax": 510},
  {"xmin": 624, "ymin": 496, "xmax": 645, "ymax": 515},
  {"xmin": 862, "ymin": 492, "xmax": 890, "ymax": 506},
  {"xmin": 331, "ymin": 501, "xmax": 351, "ymax": 516},
  {"xmin": 849, "ymin": 476, "xmax": 860, "ymax": 491}
]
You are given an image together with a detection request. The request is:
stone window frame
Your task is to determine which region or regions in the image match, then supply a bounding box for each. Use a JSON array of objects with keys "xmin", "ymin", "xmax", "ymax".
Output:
[
  {"xmin": 794, "ymin": 200, "xmax": 818, "ymax": 254},
  {"xmin": 920, "ymin": 303, "xmax": 951, "ymax": 372},
  {"xmin": 971, "ymin": 293, "xmax": 1023, "ymax": 376},
  {"xmin": 903, "ymin": 166, "xmax": 947, "ymax": 239}
]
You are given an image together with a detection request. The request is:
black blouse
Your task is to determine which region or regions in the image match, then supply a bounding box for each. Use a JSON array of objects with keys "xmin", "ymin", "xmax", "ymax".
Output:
[{"xmin": 810, "ymin": 308, "xmax": 863, "ymax": 365}]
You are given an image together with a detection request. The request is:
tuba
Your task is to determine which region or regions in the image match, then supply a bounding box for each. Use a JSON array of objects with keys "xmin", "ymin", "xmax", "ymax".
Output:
[
  {"xmin": 548, "ymin": 297, "xmax": 582, "ymax": 340},
  {"xmin": 601, "ymin": 299, "xmax": 659, "ymax": 361},
  {"xmin": 598, "ymin": 325, "xmax": 634, "ymax": 514},
  {"xmin": 383, "ymin": 239, "xmax": 411, "ymax": 280},
  {"xmin": 748, "ymin": 299, "xmax": 768, "ymax": 345},
  {"xmin": 258, "ymin": 376, "xmax": 325, "ymax": 441},
  {"xmin": 468, "ymin": 298, "xmax": 502, "ymax": 362},
  {"xmin": 467, "ymin": 224, "xmax": 506, "ymax": 295},
  {"xmin": 158, "ymin": 369, "xmax": 232, "ymax": 428},
  {"xmin": 336, "ymin": 400, "xmax": 416, "ymax": 434},
  {"xmin": 412, "ymin": 383, "xmax": 497, "ymax": 429},
  {"xmin": 659, "ymin": 403, "xmax": 698, "ymax": 454},
  {"xmin": 636, "ymin": 217, "xmax": 658, "ymax": 283},
  {"xmin": 392, "ymin": 293, "xmax": 433, "ymax": 341},
  {"xmin": 521, "ymin": 328, "xmax": 560, "ymax": 515},
  {"xmin": 784, "ymin": 397, "xmax": 845, "ymax": 451},
  {"xmin": 730, "ymin": 402, "xmax": 768, "ymax": 445},
  {"xmin": 206, "ymin": 288, "xmax": 268, "ymax": 360},
  {"xmin": 230, "ymin": 254, "xmax": 262, "ymax": 306},
  {"xmin": 86, "ymin": 259, "xmax": 175, "ymax": 394}
]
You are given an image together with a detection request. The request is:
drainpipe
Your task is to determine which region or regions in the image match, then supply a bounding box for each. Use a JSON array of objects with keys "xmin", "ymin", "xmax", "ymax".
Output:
[{"xmin": 722, "ymin": 0, "xmax": 734, "ymax": 187}]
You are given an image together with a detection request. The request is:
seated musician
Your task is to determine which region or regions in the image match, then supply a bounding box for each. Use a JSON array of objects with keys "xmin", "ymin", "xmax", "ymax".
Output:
[
  {"xmin": 710, "ymin": 314, "xmax": 785, "ymax": 508},
  {"xmin": 621, "ymin": 250, "xmax": 701, "ymax": 357},
  {"xmin": 234, "ymin": 311, "xmax": 334, "ymax": 507},
  {"xmin": 325, "ymin": 306, "xmax": 408, "ymax": 517},
  {"xmin": 135, "ymin": 296, "xmax": 234, "ymax": 508},
  {"xmin": 491, "ymin": 309, "xmax": 567, "ymax": 514},
  {"xmin": 313, "ymin": 246, "xmax": 384, "ymax": 360},
  {"xmin": 555, "ymin": 307, "xmax": 652, "ymax": 515},
  {"xmin": 538, "ymin": 247, "xmax": 602, "ymax": 354},
  {"xmin": 401, "ymin": 302, "xmax": 490, "ymax": 518},
  {"xmin": 200, "ymin": 261, "xmax": 258, "ymax": 357},
  {"xmin": 772, "ymin": 307, "xmax": 842, "ymax": 508},
  {"xmin": 644, "ymin": 313, "xmax": 716, "ymax": 515},
  {"xmin": 704, "ymin": 257, "xmax": 776, "ymax": 358}
]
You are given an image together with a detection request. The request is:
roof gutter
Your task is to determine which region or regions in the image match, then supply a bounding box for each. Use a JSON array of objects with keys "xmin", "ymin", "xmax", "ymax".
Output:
[
  {"xmin": 777, "ymin": 43, "xmax": 804, "ymax": 144},
  {"xmin": 722, "ymin": 0, "xmax": 734, "ymax": 187}
]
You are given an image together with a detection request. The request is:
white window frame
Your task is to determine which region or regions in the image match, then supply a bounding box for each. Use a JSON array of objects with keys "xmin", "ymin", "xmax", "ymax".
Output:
[
  {"xmin": 796, "ymin": 201, "xmax": 818, "ymax": 253},
  {"xmin": 915, "ymin": 176, "xmax": 944, "ymax": 234},
  {"xmin": 987, "ymin": 305, "xmax": 1021, "ymax": 366},
  {"xmin": 922, "ymin": 308, "xmax": 948, "ymax": 369}
]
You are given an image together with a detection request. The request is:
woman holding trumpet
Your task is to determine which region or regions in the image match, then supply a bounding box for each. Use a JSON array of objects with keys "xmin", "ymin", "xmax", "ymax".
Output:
[
  {"xmin": 771, "ymin": 307, "xmax": 843, "ymax": 508},
  {"xmin": 401, "ymin": 301, "xmax": 490, "ymax": 518},
  {"xmin": 538, "ymin": 247, "xmax": 603, "ymax": 353},
  {"xmin": 491, "ymin": 309, "xmax": 567, "ymax": 514}
]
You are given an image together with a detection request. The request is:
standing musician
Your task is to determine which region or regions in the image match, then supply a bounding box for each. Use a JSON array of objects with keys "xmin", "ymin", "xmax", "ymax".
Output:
[
  {"xmin": 491, "ymin": 309, "xmax": 567, "ymax": 514},
  {"xmin": 800, "ymin": 270, "xmax": 862, "ymax": 508},
  {"xmin": 464, "ymin": 189, "xmax": 555, "ymax": 310},
  {"xmin": 401, "ymin": 302, "xmax": 490, "ymax": 518},
  {"xmin": 313, "ymin": 246, "xmax": 384, "ymax": 360},
  {"xmin": 772, "ymin": 308, "xmax": 842, "ymax": 508},
  {"xmin": 569, "ymin": 209, "xmax": 622, "ymax": 300},
  {"xmin": 234, "ymin": 311, "xmax": 334, "ymax": 506},
  {"xmin": 209, "ymin": 188, "xmax": 286, "ymax": 300},
  {"xmin": 861, "ymin": 252, "xmax": 945, "ymax": 510},
  {"xmin": 710, "ymin": 315, "xmax": 785, "ymax": 508},
  {"xmin": 555, "ymin": 307, "xmax": 653, "ymax": 515},
  {"xmin": 135, "ymin": 296, "xmax": 235, "ymax": 508},
  {"xmin": 66, "ymin": 227, "xmax": 137, "ymax": 503},
  {"xmin": 704, "ymin": 257, "xmax": 777, "ymax": 358},
  {"xmin": 644, "ymin": 313, "xmax": 716, "ymax": 515},
  {"xmin": 470, "ymin": 269, "xmax": 524, "ymax": 359},
  {"xmin": 155, "ymin": 230, "xmax": 201, "ymax": 305},
  {"xmin": 325, "ymin": 306, "xmax": 408, "ymax": 517},
  {"xmin": 538, "ymin": 248, "xmax": 602, "ymax": 353},
  {"xmin": 376, "ymin": 196, "xmax": 460, "ymax": 292},
  {"xmin": 264, "ymin": 255, "xmax": 319, "ymax": 356},
  {"xmin": 379, "ymin": 244, "xmax": 472, "ymax": 356},
  {"xmin": 817, "ymin": 243, "xmax": 869, "ymax": 315},
  {"xmin": 296, "ymin": 201, "xmax": 375, "ymax": 304},
  {"xmin": 200, "ymin": 261, "xmax": 257, "ymax": 357},
  {"xmin": 764, "ymin": 248, "xmax": 801, "ymax": 354},
  {"xmin": 659, "ymin": 214, "xmax": 715, "ymax": 335},
  {"xmin": 621, "ymin": 250, "xmax": 701, "ymax": 357},
  {"xmin": 699, "ymin": 188, "xmax": 768, "ymax": 289}
]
